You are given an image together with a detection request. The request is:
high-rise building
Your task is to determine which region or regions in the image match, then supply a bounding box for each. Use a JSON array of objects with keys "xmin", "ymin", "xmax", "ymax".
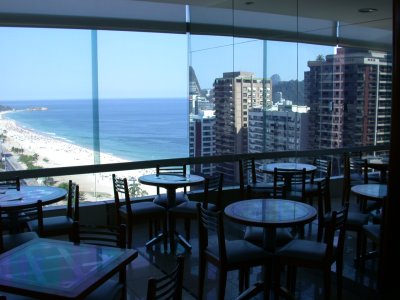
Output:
[
  {"xmin": 189, "ymin": 110, "xmax": 216, "ymax": 176},
  {"xmin": 248, "ymin": 99, "xmax": 309, "ymax": 154},
  {"xmin": 213, "ymin": 71, "xmax": 271, "ymax": 183},
  {"xmin": 305, "ymin": 48, "xmax": 392, "ymax": 150}
]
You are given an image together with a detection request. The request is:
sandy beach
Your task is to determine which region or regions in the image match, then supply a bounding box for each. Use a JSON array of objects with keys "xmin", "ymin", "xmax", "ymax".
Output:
[{"xmin": 0, "ymin": 112, "xmax": 158, "ymax": 201}]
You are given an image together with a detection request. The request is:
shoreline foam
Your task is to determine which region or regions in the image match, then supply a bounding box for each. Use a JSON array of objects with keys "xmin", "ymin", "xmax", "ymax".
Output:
[{"xmin": 0, "ymin": 112, "xmax": 158, "ymax": 200}]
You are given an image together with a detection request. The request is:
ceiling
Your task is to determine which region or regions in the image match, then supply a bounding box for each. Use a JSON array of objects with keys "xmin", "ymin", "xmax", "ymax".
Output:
[
  {"xmin": 153, "ymin": 0, "xmax": 392, "ymax": 30},
  {"xmin": 0, "ymin": 0, "xmax": 393, "ymax": 50}
]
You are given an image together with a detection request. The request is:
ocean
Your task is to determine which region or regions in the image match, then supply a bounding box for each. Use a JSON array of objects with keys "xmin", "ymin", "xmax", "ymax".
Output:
[{"xmin": 1, "ymin": 99, "xmax": 189, "ymax": 161}]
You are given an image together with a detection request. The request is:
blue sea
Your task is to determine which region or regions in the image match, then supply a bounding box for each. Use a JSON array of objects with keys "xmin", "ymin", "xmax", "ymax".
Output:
[{"xmin": 1, "ymin": 99, "xmax": 189, "ymax": 161}]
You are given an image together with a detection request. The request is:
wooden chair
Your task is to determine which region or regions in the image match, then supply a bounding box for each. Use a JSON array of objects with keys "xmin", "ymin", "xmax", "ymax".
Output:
[
  {"xmin": 239, "ymin": 158, "xmax": 275, "ymax": 200},
  {"xmin": 70, "ymin": 221, "xmax": 128, "ymax": 300},
  {"xmin": 360, "ymin": 223, "xmax": 380, "ymax": 269},
  {"xmin": 0, "ymin": 177, "xmax": 21, "ymax": 232},
  {"xmin": 197, "ymin": 203, "xmax": 272, "ymax": 300},
  {"xmin": 146, "ymin": 255, "xmax": 185, "ymax": 300},
  {"xmin": 343, "ymin": 152, "xmax": 381, "ymax": 213},
  {"xmin": 315, "ymin": 177, "xmax": 369, "ymax": 268},
  {"xmin": 342, "ymin": 152, "xmax": 367, "ymax": 205},
  {"xmin": 112, "ymin": 174, "xmax": 167, "ymax": 250},
  {"xmin": 0, "ymin": 203, "xmax": 39, "ymax": 253},
  {"xmin": 274, "ymin": 205, "xmax": 348, "ymax": 300},
  {"xmin": 284, "ymin": 168, "xmax": 307, "ymax": 203},
  {"xmin": 168, "ymin": 173, "xmax": 224, "ymax": 252},
  {"xmin": 244, "ymin": 171, "xmax": 294, "ymax": 249},
  {"xmin": 153, "ymin": 164, "xmax": 189, "ymax": 208},
  {"xmin": 27, "ymin": 180, "xmax": 79, "ymax": 238},
  {"xmin": 302, "ymin": 158, "xmax": 332, "ymax": 207}
]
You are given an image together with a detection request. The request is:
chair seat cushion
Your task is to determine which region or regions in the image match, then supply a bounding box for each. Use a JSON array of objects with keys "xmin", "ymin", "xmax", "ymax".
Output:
[
  {"xmin": 3, "ymin": 232, "xmax": 39, "ymax": 252},
  {"xmin": 276, "ymin": 239, "xmax": 327, "ymax": 262},
  {"xmin": 169, "ymin": 201, "xmax": 217, "ymax": 215},
  {"xmin": 120, "ymin": 201, "xmax": 166, "ymax": 216},
  {"xmin": 363, "ymin": 224, "xmax": 380, "ymax": 242},
  {"xmin": 292, "ymin": 183, "xmax": 319, "ymax": 195},
  {"xmin": 324, "ymin": 211, "xmax": 368, "ymax": 227},
  {"xmin": 169, "ymin": 201, "xmax": 199, "ymax": 215},
  {"xmin": 248, "ymin": 181, "xmax": 274, "ymax": 191},
  {"xmin": 350, "ymin": 173, "xmax": 364, "ymax": 184},
  {"xmin": 347, "ymin": 212, "xmax": 369, "ymax": 226},
  {"xmin": 85, "ymin": 279, "xmax": 124, "ymax": 300},
  {"xmin": 27, "ymin": 216, "xmax": 73, "ymax": 235},
  {"xmin": 153, "ymin": 192, "xmax": 189, "ymax": 208},
  {"xmin": 367, "ymin": 172, "xmax": 381, "ymax": 183},
  {"xmin": 244, "ymin": 227, "xmax": 294, "ymax": 248},
  {"xmin": 206, "ymin": 239, "xmax": 271, "ymax": 266}
]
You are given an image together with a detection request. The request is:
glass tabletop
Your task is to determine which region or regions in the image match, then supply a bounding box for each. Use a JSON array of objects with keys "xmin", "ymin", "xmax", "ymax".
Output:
[
  {"xmin": 0, "ymin": 238, "xmax": 137, "ymax": 299},
  {"xmin": 224, "ymin": 198, "xmax": 317, "ymax": 228}
]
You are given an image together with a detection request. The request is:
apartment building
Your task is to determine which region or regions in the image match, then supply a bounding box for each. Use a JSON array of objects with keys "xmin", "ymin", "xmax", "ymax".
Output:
[
  {"xmin": 305, "ymin": 48, "xmax": 392, "ymax": 150},
  {"xmin": 248, "ymin": 99, "xmax": 309, "ymax": 154},
  {"xmin": 189, "ymin": 110, "xmax": 216, "ymax": 176},
  {"xmin": 213, "ymin": 71, "xmax": 271, "ymax": 182}
]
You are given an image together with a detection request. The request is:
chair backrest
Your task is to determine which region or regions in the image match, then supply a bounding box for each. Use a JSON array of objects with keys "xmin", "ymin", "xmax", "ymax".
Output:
[
  {"xmin": 0, "ymin": 200, "xmax": 42, "ymax": 240},
  {"xmin": 342, "ymin": 152, "xmax": 368, "ymax": 203},
  {"xmin": 156, "ymin": 165, "xmax": 187, "ymax": 194},
  {"xmin": 323, "ymin": 204, "xmax": 348, "ymax": 261},
  {"xmin": 272, "ymin": 168, "xmax": 287, "ymax": 199},
  {"xmin": 203, "ymin": 173, "xmax": 224, "ymax": 210},
  {"xmin": 239, "ymin": 158, "xmax": 260, "ymax": 199},
  {"xmin": 239, "ymin": 158, "xmax": 257, "ymax": 184},
  {"xmin": 146, "ymin": 255, "xmax": 185, "ymax": 300},
  {"xmin": 316, "ymin": 177, "xmax": 333, "ymax": 226},
  {"xmin": 311, "ymin": 158, "xmax": 332, "ymax": 182},
  {"xmin": 71, "ymin": 220, "xmax": 127, "ymax": 249},
  {"xmin": 112, "ymin": 174, "xmax": 133, "ymax": 225},
  {"xmin": 66, "ymin": 180, "xmax": 80, "ymax": 221},
  {"xmin": 0, "ymin": 177, "xmax": 20, "ymax": 191},
  {"xmin": 197, "ymin": 203, "xmax": 227, "ymax": 263}
]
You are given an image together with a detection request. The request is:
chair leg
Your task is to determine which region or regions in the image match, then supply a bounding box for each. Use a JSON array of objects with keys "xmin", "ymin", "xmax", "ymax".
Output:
[
  {"xmin": 355, "ymin": 230, "xmax": 362, "ymax": 267},
  {"xmin": 127, "ymin": 221, "xmax": 133, "ymax": 249},
  {"xmin": 184, "ymin": 218, "xmax": 191, "ymax": 241},
  {"xmin": 336, "ymin": 259, "xmax": 343, "ymax": 300},
  {"xmin": 163, "ymin": 214, "xmax": 168, "ymax": 252},
  {"xmin": 287, "ymin": 265, "xmax": 297, "ymax": 294},
  {"xmin": 198, "ymin": 254, "xmax": 206, "ymax": 300},
  {"xmin": 169, "ymin": 214, "xmax": 176, "ymax": 252},
  {"xmin": 323, "ymin": 267, "xmax": 331, "ymax": 300},
  {"xmin": 317, "ymin": 223, "xmax": 324, "ymax": 242},
  {"xmin": 274, "ymin": 263, "xmax": 282, "ymax": 300},
  {"xmin": 238, "ymin": 268, "xmax": 250, "ymax": 293},
  {"xmin": 263, "ymin": 264, "xmax": 271, "ymax": 300},
  {"xmin": 148, "ymin": 220, "xmax": 153, "ymax": 240},
  {"xmin": 218, "ymin": 269, "xmax": 227, "ymax": 300},
  {"xmin": 239, "ymin": 268, "xmax": 245, "ymax": 293}
]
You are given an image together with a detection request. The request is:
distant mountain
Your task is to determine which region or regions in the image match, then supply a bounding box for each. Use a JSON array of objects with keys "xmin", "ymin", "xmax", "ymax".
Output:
[{"xmin": 272, "ymin": 80, "xmax": 304, "ymax": 105}]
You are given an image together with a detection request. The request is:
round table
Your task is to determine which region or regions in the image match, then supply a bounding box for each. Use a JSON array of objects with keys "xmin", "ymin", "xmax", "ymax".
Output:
[
  {"xmin": 362, "ymin": 156, "xmax": 389, "ymax": 183},
  {"xmin": 258, "ymin": 162, "xmax": 317, "ymax": 174},
  {"xmin": 0, "ymin": 185, "xmax": 68, "ymax": 233},
  {"xmin": 351, "ymin": 184, "xmax": 387, "ymax": 200},
  {"xmin": 139, "ymin": 174, "xmax": 204, "ymax": 208},
  {"xmin": 351, "ymin": 183, "xmax": 387, "ymax": 213},
  {"xmin": 0, "ymin": 185, "xmax": 67, "ymax": 208},
  {"xmin": 224, "ymin": 198, "xmax": 317, "ymax": 252}
]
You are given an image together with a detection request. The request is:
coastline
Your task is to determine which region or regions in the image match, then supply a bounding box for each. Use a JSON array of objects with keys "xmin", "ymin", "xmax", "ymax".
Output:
[{"xmin": 0, "ymin": 112, "xmax": 158, "ymax": 200}]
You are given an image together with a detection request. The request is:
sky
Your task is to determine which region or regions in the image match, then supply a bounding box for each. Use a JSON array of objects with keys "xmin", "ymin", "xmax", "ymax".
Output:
[{"xmin": 0, "ymin": 27, "xmax": 334, "ymax": 101}]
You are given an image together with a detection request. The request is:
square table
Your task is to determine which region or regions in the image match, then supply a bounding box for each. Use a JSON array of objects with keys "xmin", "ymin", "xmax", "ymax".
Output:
[{"xmin": 0, "ymin": 238, "xmax": 138, "ymax": 299}]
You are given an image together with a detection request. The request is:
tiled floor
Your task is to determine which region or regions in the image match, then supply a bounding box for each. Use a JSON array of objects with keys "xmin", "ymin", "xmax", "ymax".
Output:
[{"xmin": 126, "ymin": 195, "xmax": 380, "ymax": 300}]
